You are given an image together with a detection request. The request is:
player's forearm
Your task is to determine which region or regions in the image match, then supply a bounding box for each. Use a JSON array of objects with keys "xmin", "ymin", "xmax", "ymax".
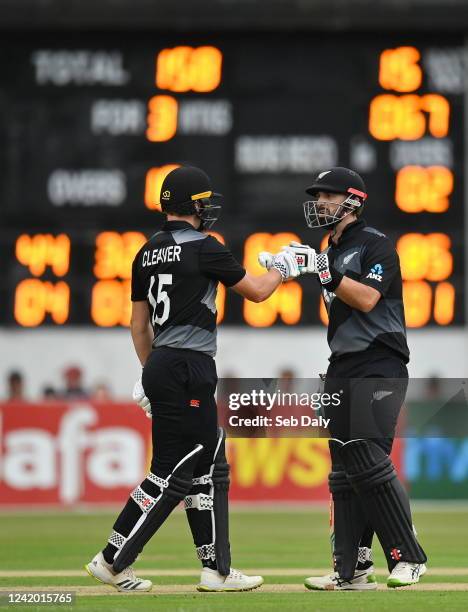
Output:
[
  {"xmin": 232, "ymin": 269, "xmax": 283, "ymax": 302},
  {"xmin": 131, "ymin": 324, "xmax": 153, "ymax": 366},
  {"xmin": 334, "ymin": 276, "xmax": 380, "ymax": 312},
  {"xmin": 251, "ymin": 269, "xmax": 284, "ymax": 302}
]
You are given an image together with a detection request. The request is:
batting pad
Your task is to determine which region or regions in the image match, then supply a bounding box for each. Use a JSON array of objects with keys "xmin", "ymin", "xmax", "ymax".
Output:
[
  {"xmin": 185, "ymin": 427, "xmax": 231, "ymax": 576},
  {"xmin": 328, "ymin": 438, "xmax": 368, "ymax": 581},
  {"xmin": 112, "ymin": 444, "xmax": 203, "ymax": 573},
  {"xmin": 341, "ymin": 439, "xmax": 427, "ymax": 569}
]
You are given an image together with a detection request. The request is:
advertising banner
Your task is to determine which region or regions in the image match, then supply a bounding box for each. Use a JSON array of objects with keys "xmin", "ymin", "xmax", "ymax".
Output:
[{"xmin": 0, "ymin": 402, "xmax": 337, "ymax": 506}]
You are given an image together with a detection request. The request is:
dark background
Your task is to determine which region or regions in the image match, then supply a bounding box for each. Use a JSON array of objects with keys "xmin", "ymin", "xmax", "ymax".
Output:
[{"xmin": 0, "ymin": 1, "xmax": 466, "ymax": 326}]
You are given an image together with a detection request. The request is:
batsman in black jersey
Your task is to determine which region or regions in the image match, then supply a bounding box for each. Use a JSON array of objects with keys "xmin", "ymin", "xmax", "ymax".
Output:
[
  {"xmin": 85, "ymin": 165, "xmax": 299, "ymax": 593},
  {"xmin": 260, "ymin": 167, "xmax": 427, "ymax": 590}
]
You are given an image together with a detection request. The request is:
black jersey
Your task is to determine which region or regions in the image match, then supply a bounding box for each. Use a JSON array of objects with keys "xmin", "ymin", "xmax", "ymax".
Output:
[
  {"xmin": 321, "ymin": 218, "xmax": 410, "ymax": 363},
  {"xmin": 131, "ymin": 220, "xmax": 246, "ymax": 356}
]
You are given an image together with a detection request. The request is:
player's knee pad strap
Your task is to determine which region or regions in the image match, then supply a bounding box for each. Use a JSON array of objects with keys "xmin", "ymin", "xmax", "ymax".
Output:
[
  {"xmin": 196, "ymin": 542, "xmax": 216, "ymax": 561},
  {"xmin": 329, "ymin": 470, "xmax": 352, "ymax": 495},
  {"xmin": 108, "ymin": 529, "xmax": 126, "ymax": 549},
  {"xmin": 192, "ymin": 474, "xmax": 212, "ymax": 486},
  {"xmin": 112, "ymin": 444, "xmax": 203, "ymax": 573},
  {"xmin": 146, "ymin": 472, "xmax": 169, "ymax": 490},
  {"xmin": 184, "ymin": 493, "xmax": 213, "ymax": 511},
  {"xmin": 341, "ymin": 439, "xmax": 396, "ymax": 492},
  {"xmin": 130, "ymin": 485, "xmax": 159, "ymax": 513}
]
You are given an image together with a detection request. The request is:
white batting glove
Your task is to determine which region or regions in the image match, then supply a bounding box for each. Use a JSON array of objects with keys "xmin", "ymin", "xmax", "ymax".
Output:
[
  {"xmin": 258, "ymin": 251, "xmax": 274, "ymax": 270},
  {"xmin": 282, "ymin": 241, "xmax": 317, "ymax": 274},
  {"xmin": 271, "ymin": 251, "xmax": 300, "ymax": 281},
  {"xmin": 132, "ymin": 377, "xmax": 152, "ymax": 419}
]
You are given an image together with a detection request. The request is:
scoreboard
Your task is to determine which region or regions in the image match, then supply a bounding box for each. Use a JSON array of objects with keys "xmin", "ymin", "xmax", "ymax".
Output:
[{"xmin": 0, "ymin": 33, "xmax": 465, "ymax": 328}]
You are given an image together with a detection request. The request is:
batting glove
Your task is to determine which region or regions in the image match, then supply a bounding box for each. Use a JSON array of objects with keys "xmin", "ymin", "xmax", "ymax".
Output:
[
  {"xmin": 258, "ymin": 251, "xmax": 274, "ymax": 270},
  {"xmin": 281, "ymin": 241, "xmax": 317, "ymax": 274},
  {"xmin": 271, "ymin": 251, "xmax": 300, "ymax": 281},
  {"xmin": 132, "ymin": 377, "xmax": 152, "ymax": 419},
  {"xmin": 282, "ymin": 241, "xmax": 344, "ymax": 290}
]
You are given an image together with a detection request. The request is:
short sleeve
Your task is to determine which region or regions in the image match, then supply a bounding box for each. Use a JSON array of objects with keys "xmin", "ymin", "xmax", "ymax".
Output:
[
  {"xmin": 199, "ymin": 236, "xmax": 246, "ymax": 287},
  {"xmin": 131, "ymin": 251, "xmax": 147, "ymax": 301},
  {"xmin": 359, "ymin": 238, "xmax": 399, "ymax": 296}
]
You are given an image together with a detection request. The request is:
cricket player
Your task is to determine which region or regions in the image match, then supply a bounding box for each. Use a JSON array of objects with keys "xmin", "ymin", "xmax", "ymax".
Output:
[
  {"xmin": 85, "ymin": 165, "xmax": 299, "ymax": 592},
  {"xmin": 260, "ymin": 167, "xmax": 427, "ymax": 590}
]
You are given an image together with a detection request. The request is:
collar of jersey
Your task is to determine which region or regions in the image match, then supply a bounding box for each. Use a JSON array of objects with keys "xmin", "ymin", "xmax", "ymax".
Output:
[
  {"xmin": 162, "ymin": 220, "xmax": 200, "ymax": 231},
  {"xmin": 328, "ymin": 218, "xmax": 365, "ymax": 247}
]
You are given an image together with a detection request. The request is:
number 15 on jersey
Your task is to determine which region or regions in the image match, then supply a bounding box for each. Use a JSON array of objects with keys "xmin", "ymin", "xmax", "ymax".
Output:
[{"xmin": 148, "ymin": 274, "xmax": 172, "ymax": 326}]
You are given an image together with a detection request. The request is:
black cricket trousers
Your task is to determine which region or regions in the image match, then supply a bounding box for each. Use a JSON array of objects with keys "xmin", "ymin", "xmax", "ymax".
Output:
[
  {"xmin": 142, "ymin": 346, "xmax": 219, "ymax": 479},
  {"xmin": 323, "ymin": 350, "xmax": 409, "ymax": 454}
]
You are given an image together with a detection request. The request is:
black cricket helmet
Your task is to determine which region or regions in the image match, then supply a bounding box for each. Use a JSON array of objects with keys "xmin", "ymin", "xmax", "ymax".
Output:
[
  {"xmin": 160, "ymin": 166, "xmax": 222, "ymax": 229},
  {"xmin": 303, "ymin": 166, "xmax": 367, "ymax": 229}
]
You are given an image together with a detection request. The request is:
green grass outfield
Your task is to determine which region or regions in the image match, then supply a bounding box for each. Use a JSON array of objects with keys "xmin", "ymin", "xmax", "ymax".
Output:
[{"xmin": 0, "ymin": 505, "xmax": 467, "ymax": 611}]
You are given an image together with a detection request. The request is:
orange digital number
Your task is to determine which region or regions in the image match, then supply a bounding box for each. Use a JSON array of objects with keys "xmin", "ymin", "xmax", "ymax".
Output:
[
  {"xmin": 421, "ymin": 94, "xmax": 451, "ymax": 138},
  {"xmin": 94, "ymin": 232, "xmax": 146, "ymax": 280},
  {"xmin": 402, "ymin": 280, "xmax": 455, "ymax": 327},
  {"xmin": 397, "ymin": 233, "xmax": 453, "ymax": 281},
  {"xmin": 433, "ymin": 282, "xmax": 455, "ymax": 325},
  {"xmin": 146, "ymin": 95, "xmax": 178, "ymax": 142},
  {"xmin": 156, "ymin": 46, "xmax": 222, "ymax": 93},
  {"xmin": 398, "ymin": 233, "xmax": 455, "ymax": 327},
  {"xmin": 145, "ymin": 165, "xmax": 180, "ymax": 210},
  {"xmin": 15, "ymin": 234, "xmax": 70, "ymax": 277},
  {"xmin": 395, "ymin": 166, "xmax": 453, "ymax": 213},
  {"xmin": 402, "ymin": 280, "xmax": 433, "ymax": 327},
  {"xmin": 379, "ymin": 47, "xmax": 422, "ymax": 92},
  {"xmin": 91, "ymin": 280, "xmax": 132, "ymax": 327},
  {"xmin": 14, "ymin": 279, "xmax": 69, "ymax": 326},
  {"xmin": 243, "ymin": 233, "xmax": 302, "ymax": 327},
  {"xmin": 369, "ymin": 94, "xmax": 450, "ymax": 140}
]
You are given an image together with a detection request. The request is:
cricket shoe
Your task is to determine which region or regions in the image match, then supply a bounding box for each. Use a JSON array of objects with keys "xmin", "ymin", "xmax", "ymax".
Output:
[
  {"xmin": 197, "ymin": 567, "xmax": 264, "ymax": 592},
  {"xmin": 304, "ymin": 567, "xmax": 378, "ymax": 591},
  {"xmin": 85, "ymin": 551, "xmax": 152, "ymax": 592},
  {"xmin": 387, "ymin": 562, "xmax": 426, "ymax": 588}
]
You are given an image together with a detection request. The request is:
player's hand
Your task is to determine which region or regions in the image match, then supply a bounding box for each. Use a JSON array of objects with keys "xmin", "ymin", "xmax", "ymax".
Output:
[
  {"xmin": 282, "ymin": 241, "xmax": 317, "ymax": 274},
  {"xmin": 258, "ymin": 251, "xmax": 274, "ymax": 270},
  {"xmin": 271, "ymin": 251, "xmax": 300, "ymax": 281},
  {"xmin": 132, "ymin": 377, "xmax": 152, "ymax": 419}
]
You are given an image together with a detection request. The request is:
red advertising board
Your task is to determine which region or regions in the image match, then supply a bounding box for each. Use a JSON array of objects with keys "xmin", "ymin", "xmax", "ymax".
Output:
[
  {"xmin": 0, "ymin": 402, "xmax": 152, "ymax": 506},
  {"xmin": 0, "ymin": 402, "xmax": 401, "ymax": 507}
]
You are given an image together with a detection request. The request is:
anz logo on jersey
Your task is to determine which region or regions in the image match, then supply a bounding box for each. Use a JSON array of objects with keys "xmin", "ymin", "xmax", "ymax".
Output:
[{"xmin": 366, "ymin": 263, "xmax": 383, "ymax": 282}]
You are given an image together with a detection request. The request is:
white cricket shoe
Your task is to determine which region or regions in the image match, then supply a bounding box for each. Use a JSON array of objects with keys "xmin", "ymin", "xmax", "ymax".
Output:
[
  {"xmin": 85, "ymin": 551, "xmax": 152, "ymax": 592},
  {"xmin": 197, "ymin": 567, "xmax": 264, "ymax": 592},
  {"xmin": 387, "ymin": 562, "xmax": 426, "ymax": 588},
  {"xmin": 305, "ymin": 567, "xmax": 378, "ymax": 591}
]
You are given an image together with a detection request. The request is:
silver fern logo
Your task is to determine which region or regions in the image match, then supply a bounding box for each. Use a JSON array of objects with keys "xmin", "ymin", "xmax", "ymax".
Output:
[
  {"xmin": 343, "ymin": 251, "xmax": 359, "ymax": 265},
  {"xmin": 372, "ymin": 390, "xmax": 393, "ymax": 401}
]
